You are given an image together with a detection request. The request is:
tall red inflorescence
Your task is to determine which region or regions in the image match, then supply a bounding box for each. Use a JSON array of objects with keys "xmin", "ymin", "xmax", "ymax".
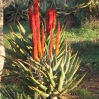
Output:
[
  {"xmin": 28, "ymin": 0, "xmax": 43, "ymax": 60},
  {"xmin": 55, "ymin": 22, "xmax": 61, "ymax": 54},
  {"xmin": 31, "ymin": 13, "xmax": 38, "ymax": 60},
  {"xmin": 34, "ymin": 0, "xmax": 42, "ymax": 56},
  {"xmin": 46, "ymin": 8, "xmax": 56, "ymax": 57},
  {"xmin": 46, "ymin": 8, "xmax": 56, "ymax": 35}
]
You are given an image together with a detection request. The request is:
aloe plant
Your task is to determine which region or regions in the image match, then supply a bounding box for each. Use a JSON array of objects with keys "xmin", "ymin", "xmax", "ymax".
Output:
[
  {"xmin": 4, "ymin": 0, "xmax": 86, "ymax": 98},
  {"xmin": 4, "ymin": 22, "xmax": 86, "ymax": 99}
]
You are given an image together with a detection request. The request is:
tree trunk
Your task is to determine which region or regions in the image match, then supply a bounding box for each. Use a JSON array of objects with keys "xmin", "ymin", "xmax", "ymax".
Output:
[{"xmin": 0, "ymin": 1, "xmax": 5, "ymax": 85}]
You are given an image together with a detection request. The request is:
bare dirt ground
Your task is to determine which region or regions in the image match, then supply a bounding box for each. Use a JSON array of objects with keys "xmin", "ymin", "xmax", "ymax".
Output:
[
  {"xmin": 79, "ymin": 74, "xmax": 99, "ymax": 97},
  {"xmin": 76, "ymin": 66, "xmax": 99, "ymax": 99}
]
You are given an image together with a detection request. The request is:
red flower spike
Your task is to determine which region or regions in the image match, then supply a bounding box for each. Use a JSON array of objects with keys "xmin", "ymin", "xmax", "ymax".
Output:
[
  {"xmin": 55, "ymin": 22, "xmax": 61, "ymax": 54},
  {"xmin": 41, "ymin": 28, "xmax": 45, "ymax": 54},
  {"xmin": 35, "ymin": 13, "xmax": 42, "ymax": 56},
  {"xmin": 32, "ymin": 35, "xmax": 38, "ymax": 60},
  {"xmin": 37, "ymin": 28, "xmax": 42, "ymax": 56},
  {"xmin": 49, "ymin": 31, "xmax": 53, "ymax": 57},
  {"xmin": 46, "ymin": 9, "xmax": 51, "ymax": 35},
  {"xmin": 46, "ymin": 8, "xmax": 56, "ymax": 35},
  {"xmin": 31, "ymin": 13, "xmax": 38, "ymax": 60},
  {"xmin": 33, "ymin": 0, "xmax": 42, "ymax": 56}
]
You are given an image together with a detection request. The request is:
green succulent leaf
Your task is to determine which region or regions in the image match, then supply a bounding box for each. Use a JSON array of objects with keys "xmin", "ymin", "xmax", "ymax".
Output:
[
  {"xmin": 47, "ymin": 72, "xmax": 55, "ymax": 87},
  {"xmin": 57, "ymin": 61, "xmax": 65, "ymax": 92},
  {"xmin": 60, "ymin": 73, "xmax": 86, "ymax": 96},
  {"xmin": 53, "ymin": 56, "xmax": 62, "ymax": 71},
  {"xmin": 17, "ymin": 21, "xmax": 26, "ymax": 34},
  {"xmin": 29, "ymin": 86, "xmax": 49, "ymax": 98},
  {"xmin": 30, "ymin": 76, "xmax": 47, "ymax": 91}
]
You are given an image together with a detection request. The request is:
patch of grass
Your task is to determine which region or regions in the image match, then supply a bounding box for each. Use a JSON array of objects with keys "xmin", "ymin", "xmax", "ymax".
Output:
[
  {"xmin": 76, "ymin": 88, "xmax": 98, "ymax": 99},
  {"xmin": 66, "ymin": 27, "xmax": 99, "ymax": 41},
  {"xmin": 71, "ymin": 40, "xmax": 99, "ymax": 72}
]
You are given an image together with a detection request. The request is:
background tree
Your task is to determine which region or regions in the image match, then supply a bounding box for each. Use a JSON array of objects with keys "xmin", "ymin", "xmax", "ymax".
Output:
[{"xmin": 0, "ymin": 0, "xmax": 12, "ymax": 84}]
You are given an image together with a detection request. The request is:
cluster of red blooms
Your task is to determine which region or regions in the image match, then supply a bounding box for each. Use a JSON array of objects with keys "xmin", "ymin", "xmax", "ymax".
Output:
[{"xmin": 28, "ymin": 0, "xmax": 60, "ymax": 60}]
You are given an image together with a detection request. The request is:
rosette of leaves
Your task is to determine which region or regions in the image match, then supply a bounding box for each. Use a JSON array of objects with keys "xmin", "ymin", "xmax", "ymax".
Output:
[
  {"xmin": 5, "ymin": 23, "xmax": 86, "ymax": 99},
  {"xmin": 4, "ymin": 0, "xmax": 29, "ymax": 24}
]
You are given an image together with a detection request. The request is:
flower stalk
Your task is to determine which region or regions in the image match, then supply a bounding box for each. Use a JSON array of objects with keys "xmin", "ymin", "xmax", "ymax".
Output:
[{"xmin": 55, "ymin": 22, "xmax": 61, "ymax": 54}]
